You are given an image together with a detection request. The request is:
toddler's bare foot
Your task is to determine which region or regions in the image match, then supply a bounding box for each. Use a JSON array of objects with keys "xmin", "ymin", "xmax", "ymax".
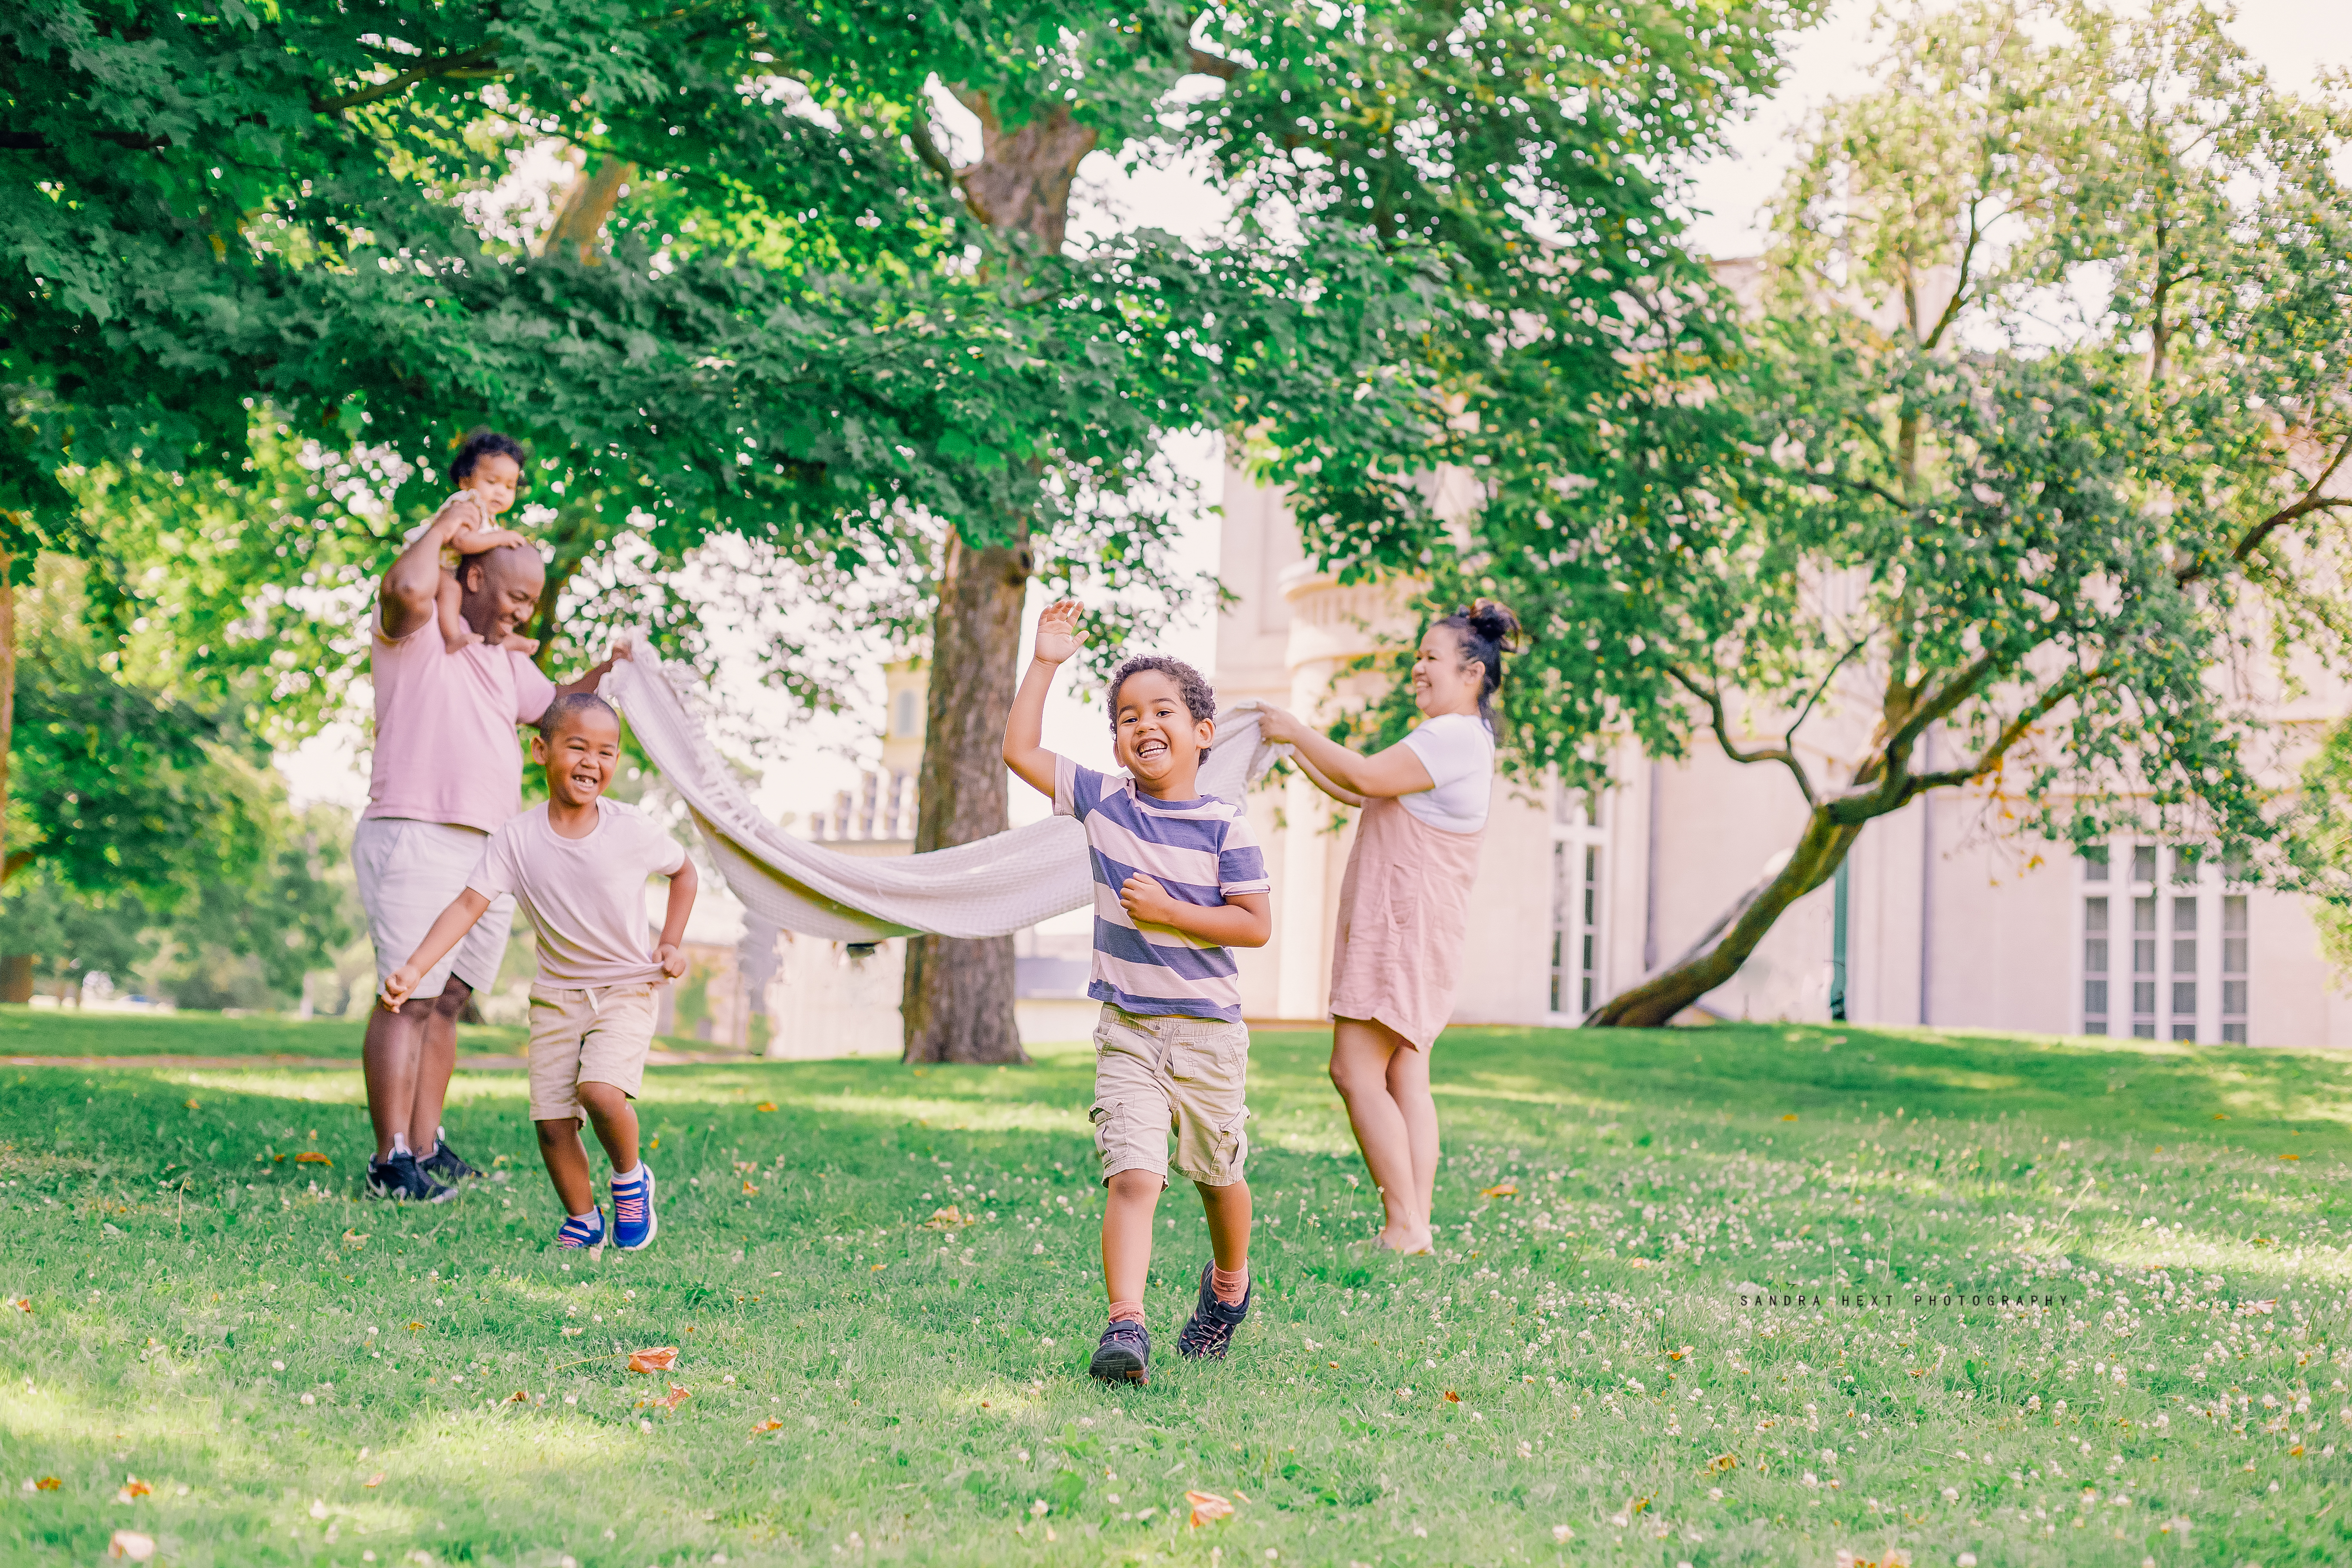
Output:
[
  {"xmin": 443, "ymin": 628, "xmax": 484, "ymax": 652},
  {"xmin": 499, "ymin": 634, "xmax": 540, "ymax": 655}
]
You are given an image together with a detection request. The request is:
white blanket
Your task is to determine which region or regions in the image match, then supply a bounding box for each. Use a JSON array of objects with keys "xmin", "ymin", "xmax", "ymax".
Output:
[{"xmin": 601, "ymin": 634, "xmax": 1286, "ymax": 942}]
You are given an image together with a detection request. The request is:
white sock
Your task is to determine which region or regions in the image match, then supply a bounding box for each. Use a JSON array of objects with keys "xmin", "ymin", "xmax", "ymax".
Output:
[
  {"xmin": 389, "ymin": 1133, "xmax": 412, "ymax": 1157},
  {"xmin": 435, "ymin": 1125, "xmax": 447, "ymax": 1147},
  {"xmin": 568, "ymin": 1209, "xmax": 598, "ymax": 1225},
  {"xmin": 612, "ymin": 1162, "xmax": 643, "ymax": 1183}
]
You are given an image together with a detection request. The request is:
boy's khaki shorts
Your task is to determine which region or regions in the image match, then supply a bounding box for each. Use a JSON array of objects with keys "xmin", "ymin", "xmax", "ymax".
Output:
[
  {"xmin": 1090, "ymin": 1003, "xmax": 1251, "ymax": 1188},
  {"xmin": 526, "ymin": 983, "xmax": 658, "ymax": 1123}
]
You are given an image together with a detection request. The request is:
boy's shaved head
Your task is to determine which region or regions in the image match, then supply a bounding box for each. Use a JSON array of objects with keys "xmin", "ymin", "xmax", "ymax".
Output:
[{"xmin": 538, "ymin": 692, "xmax": 619, "ymax": 741}]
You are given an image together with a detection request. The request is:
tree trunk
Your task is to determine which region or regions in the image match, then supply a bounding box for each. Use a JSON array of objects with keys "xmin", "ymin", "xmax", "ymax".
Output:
[
  {"xmin": 0, "ymin": 955, "xmax": 30, "ymax": 1006},
  {"xmin": 901, "ymin": 527, "xmax": 1033, "ymax": 1063},
  {"xmin": 897, "ymin": 95, "xmax": 1097, "ymax": 1063},
  {"xmin": 0, "ymin": 547, "xmax": 15, "ymax": 881},
  {"xmin": 1587, "ymin": 809, "xmax": 1864, "ymax": 1028}
]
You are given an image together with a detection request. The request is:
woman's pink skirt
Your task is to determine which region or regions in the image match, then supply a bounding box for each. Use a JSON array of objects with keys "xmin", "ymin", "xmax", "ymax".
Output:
[{"xmin": 1326, "ymin": 795, "xmax": 1485, "ymax": 1050}]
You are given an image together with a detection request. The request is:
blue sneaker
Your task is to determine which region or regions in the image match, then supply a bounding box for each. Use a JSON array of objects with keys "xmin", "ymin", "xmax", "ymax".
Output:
[
  {"xmin": 612, "ymin": 1164, "xmax": 657, "ymax": 1250},
  {"xmin": 1088, "ymin": 1319, "xmax": 1151, "ymax": 1385},
  {"xmin": 557, "ymin": 1208, "xmax": 606, "ymax": 1248},
  {"xmin": 1176, "ymin": 1263, "xmax": 1250, "ymax": 1360}
]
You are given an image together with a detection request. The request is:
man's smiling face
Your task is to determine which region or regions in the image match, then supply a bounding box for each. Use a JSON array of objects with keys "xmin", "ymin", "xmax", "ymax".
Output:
[
  {"xmin": 534, "ymin": 708, "xmax": 621, "ymax": 808},
  {"xmin": 458, "ymin": 543, "xmax": 545, "ymax": 643},
  {"xmin": 1112, "ymin": 670, "xmax": 1213, "ymax": 795}
]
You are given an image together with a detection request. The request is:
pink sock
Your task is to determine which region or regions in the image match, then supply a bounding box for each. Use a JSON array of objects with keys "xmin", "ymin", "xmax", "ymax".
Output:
[
  {"xmin": 1211, "ymin": 1264, "xmax": 1249, "ymax": 1305},
  {"xmin": 1108, "ymin": 1299, "xmax": 1145, "ymax": 1325}
]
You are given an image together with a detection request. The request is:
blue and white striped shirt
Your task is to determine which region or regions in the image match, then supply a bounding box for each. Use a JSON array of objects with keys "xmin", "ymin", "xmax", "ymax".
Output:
[{"xmin": 1054, "ymin": 756, "xmax": 1271, "ymax": 1021}]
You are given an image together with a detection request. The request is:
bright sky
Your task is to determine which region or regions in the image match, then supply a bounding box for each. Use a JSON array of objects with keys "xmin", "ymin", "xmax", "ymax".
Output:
[{"xmin": 278, "ymin": 0, "xmax": 2352, "ymax": 851}]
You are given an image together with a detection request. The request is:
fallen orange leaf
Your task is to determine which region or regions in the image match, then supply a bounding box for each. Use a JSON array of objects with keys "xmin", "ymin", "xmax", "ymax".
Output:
[
  {"xmin": 659, "ymin": 1382, "xmax": 692, "ymax": 1410},
  {"xmin": 33, "ymin": 1476, "xmax": 59, "ymax": 1491},
  {"xmin": 1444, "ymin": 1390, "xmax": 1462, "ymax": 1403},
  {"xmin": 922, "ymin": 1206, "xmax": 968, "ymax": 1229},
  {"xmin": 1480, "ymin": 1182, "xmax": 1519, "ymax": 1198},
  {"xmin": 364, "ymin": 1473, "xmax": 385, "ymax": 1488},
  {"xmin": 1185, "ymin": 1490, "xmax": 1234, "ymax": 1528},
  {"xmin": 295, "ymin": 1151, "xmax": 333, "ymax": 1166},
  {"xmin": 507, "ymin": 1390, "xmax": 529, "ymax": 1403},
  {"xmin": 755, "ymin": 1102, "xmax": 777, "ymax": 1112},
  {"xmin": 752, "ymin": 1418, "xmax": 784, "ymax": 1433},
  {"xmin": 115, "ymin": 1476, "xmax": 151, "ymax": 1502},
  {"xmin": 2281, "ymin": 1154, "xmax": 2300, "ymax": 1161},
  {"xmin": 627, "ymin": 1346, "xmax": 680, "ymax": 1374},
  {"xmin": 405, "ymin": 1321, "xmax": 425, "ymax": 1332},
  {"xmin": 742, "ymin": 1180, "xmax": 758, "ymax": 1194},
  {"xmin": 1709, "ymin": 1452, "xmax": 1738, "ymax": 1472},
  {"xmin": 1782, "ymin": 1113, "xmax": 1798, "ymax": 1121}
]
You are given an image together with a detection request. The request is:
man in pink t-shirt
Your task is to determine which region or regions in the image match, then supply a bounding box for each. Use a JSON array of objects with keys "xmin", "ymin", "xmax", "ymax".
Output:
[{"xmin": 356, "ymin": 435, "xmax": 625, "ymax": 1202}]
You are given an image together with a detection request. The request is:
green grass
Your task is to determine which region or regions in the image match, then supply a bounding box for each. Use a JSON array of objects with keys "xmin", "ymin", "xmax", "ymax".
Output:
[
  {"xmin": 3, "ymin": 1014, "xmax": 2350, "ymax": 1566},
  {"xmin": 0, "ymin": 1005, "xmax": 524, "ymax": 1060}
]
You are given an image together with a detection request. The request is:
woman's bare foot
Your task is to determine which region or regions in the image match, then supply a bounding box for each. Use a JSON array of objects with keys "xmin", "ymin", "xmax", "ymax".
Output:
[{"xmin": 1373, "ymin": 1226, "xmax": 1433, "ymax": 1255}]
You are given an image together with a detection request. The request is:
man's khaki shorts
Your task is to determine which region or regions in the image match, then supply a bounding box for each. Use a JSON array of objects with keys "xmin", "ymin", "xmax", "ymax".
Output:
[
  {"xmin": 1090, "ymin": 1004, "xmax": 1251, "ymax": 1188},
  {"xmin": 526, "ymin": 983, "xmax": 658, "ymax": 1123}
]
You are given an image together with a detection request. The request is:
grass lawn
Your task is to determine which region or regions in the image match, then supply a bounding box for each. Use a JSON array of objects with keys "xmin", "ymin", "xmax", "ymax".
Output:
[{"xmin": 3, "ymin": 1011, "xmax": 2349, "ymax": 1566}]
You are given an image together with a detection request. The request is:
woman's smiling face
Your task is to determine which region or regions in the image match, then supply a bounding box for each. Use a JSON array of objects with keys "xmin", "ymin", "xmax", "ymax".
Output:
[{"xmin": 1412, "ymin": 625, "xmax": 1485, "ymax": 717}]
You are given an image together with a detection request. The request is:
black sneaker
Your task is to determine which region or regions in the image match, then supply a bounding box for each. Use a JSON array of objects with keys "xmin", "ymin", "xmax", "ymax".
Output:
[
  {"xmin": 366, "ymin": 1151, "xmax": 457, "ymax": 1203},
  {"xmin": 1088, "ymin": 1320, "xmax": 1152, "ymax": 1385},
  {"xmin": 419, "ymin": 1137, "xmax": 481, "ymax": 1184},
  {"xmin": 1175, "ymin": 1263, "xmax": 1250, "ymax": 1360}
]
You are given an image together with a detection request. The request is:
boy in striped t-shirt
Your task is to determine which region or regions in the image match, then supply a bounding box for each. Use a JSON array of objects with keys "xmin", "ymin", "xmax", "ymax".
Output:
[{"xmin": 1003, "ymin": 598, "xmax": 1272, "ymax": 1385}]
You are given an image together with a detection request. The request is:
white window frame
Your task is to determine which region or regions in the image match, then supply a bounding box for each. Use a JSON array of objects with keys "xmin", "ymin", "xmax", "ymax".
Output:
[
  {"xmin": 1547, "ymin": 777, "xmax": 1609, "ymax": 1025},
  {"xmin": 2079, "ymin": 839, "xmax": 2242, "ymax": 1042}
]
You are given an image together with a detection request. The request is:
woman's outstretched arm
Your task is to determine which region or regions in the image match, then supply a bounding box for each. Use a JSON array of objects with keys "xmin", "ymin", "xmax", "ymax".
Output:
[{"xmin": 1254, "ymin": 705, "xmax": 1434, "ymax": 801}]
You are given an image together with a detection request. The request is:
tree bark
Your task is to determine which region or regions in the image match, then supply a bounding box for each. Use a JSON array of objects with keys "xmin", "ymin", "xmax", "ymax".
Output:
[
  {"xmin": 0, "ymin": 548, "xmax": 14, "ymax": 885},
  {"xmin": 541, "ymin": 157, "xmax": 635, "ymax": 264},
  {"xmin": 1586, "ymin": 808, "xmax": 1864, "ymax": 1028},
  {"xmin": 901, "ymin": 527, "xmax": 1033, "ymax": 1063},
  {"xmin": 897, "ymin": 92, "xmax": 1098, "ymax": 1062}
]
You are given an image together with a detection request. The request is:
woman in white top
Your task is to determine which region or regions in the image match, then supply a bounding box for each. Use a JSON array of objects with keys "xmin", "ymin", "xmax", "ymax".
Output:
[{"xmin": 1255, "ymin": 601, "xmax": 1521, "ymax": 1254}]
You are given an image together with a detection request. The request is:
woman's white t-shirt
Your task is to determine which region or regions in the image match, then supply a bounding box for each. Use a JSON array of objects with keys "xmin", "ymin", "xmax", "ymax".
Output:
[{"xmin": 1396, "ymin": 712, "xmax": 1496, "ymax": 833}]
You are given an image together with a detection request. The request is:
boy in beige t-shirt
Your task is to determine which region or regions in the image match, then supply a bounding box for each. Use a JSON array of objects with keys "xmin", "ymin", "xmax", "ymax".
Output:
[{"xmin": 383, "ymin": 693, "xmax": 697, "ymax": 1250}]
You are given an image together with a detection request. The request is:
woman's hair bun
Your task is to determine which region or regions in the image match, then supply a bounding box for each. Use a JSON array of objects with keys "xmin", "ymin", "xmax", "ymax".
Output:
[{"xmin": 1464, "ymin": 599, "xmax": 1523, "ymax": 651}]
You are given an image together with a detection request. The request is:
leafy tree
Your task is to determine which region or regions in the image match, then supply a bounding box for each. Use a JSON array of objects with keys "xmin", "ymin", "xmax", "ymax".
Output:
[
  {"xmin": 1367, "ymin": 0, "xmax": 2352, "ymax": 1026},
  {"xmin": 0, "ymin": 557, "xmax": 349, "ymax": 1004}
]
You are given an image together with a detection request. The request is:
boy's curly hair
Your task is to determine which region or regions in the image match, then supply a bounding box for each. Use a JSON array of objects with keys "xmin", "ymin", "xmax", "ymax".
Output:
[
  {"xmin": 537, "ymin": 691, "xmax": 619, "ymax": 741},
  {"xmin": 1107, "ymin": 655, "xmax": 1216, "ymax": 753}
]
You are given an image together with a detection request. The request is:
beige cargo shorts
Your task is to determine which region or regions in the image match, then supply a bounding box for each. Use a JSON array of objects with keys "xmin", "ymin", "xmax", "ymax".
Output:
[
  {"xmin": 1090, "ymin": 1003, "xmax": 1252, "ymax": 1188},
  {"xmin": 526, "ymin": 982, "xmax": 658, "ymax": 1123}
]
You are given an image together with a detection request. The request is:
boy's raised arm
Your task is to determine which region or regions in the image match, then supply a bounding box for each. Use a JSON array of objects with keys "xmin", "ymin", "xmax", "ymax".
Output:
[
  {"xmin": 378, "ymin": 889, "xmax": 493, "ymax": 1009},
  {"xmin": 1002, "ymin": 597, "xmax": 1086, "ymax": 798}
]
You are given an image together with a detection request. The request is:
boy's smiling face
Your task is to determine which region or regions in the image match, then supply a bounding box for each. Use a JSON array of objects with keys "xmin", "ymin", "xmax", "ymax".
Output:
[
  {"xmin": 533, "ymin": 708, "xmax": 621, "ymax": 809},
  {"xmin": 1112, "ymin": 669, "xmax": 1213, "ymax": 797}
]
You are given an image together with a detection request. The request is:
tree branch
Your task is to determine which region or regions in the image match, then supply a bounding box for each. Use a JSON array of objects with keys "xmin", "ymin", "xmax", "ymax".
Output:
[
  {"xmin": 2186, "ymin": 426, "xmax": 2352, "ymax": 583},
  {"xmin": 312, "ymin": 45, "xmax": 501, "ymax": 113},
  {"xmin": 1187, "ymin": 47, "xmax": 1243, "ymax": 79},
  {"xmin": 1, "ymin": 848, "xmax": 31, "ymax": 885},
  {"xmin": 1785, "ymin": 633, "xmax": 1871, "ymax": 750},
  {"xmin": 905, "ymin": 108, "xmax": 960, "ymax": 190},
  {"xmin": 1664, "ymin": 663, "xmax": 1817, "ymax": 805},
  {"xmin": 1921, "ymin": 195, "xmax": 1982, "ymax": 351},
  {"xmin": 1904, "ymin": 667, "xmax": 2098, "ymax": 795}
]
